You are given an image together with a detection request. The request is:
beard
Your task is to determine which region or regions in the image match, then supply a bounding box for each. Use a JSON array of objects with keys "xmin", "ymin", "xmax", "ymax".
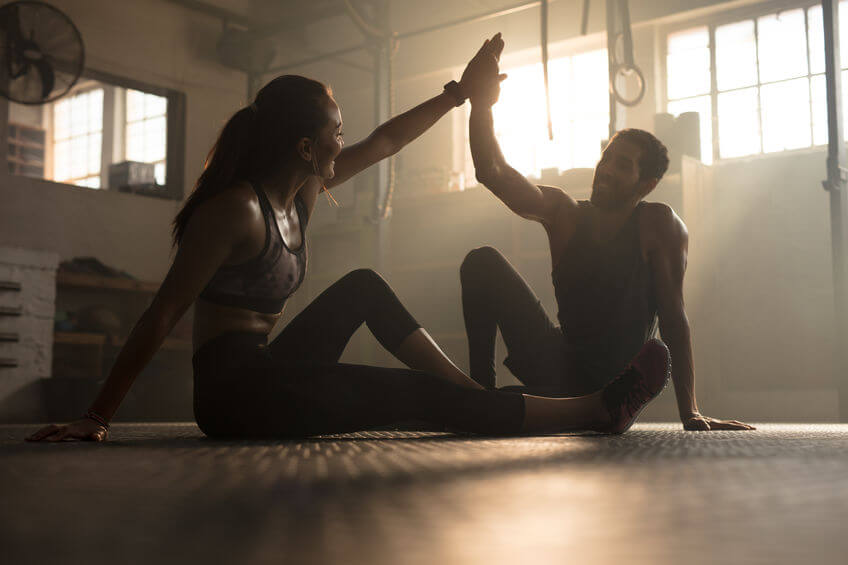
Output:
[
  {"xmin": 590, "ymin": 186, "xmax": 624, "ymax": 209},
  {"xmin": 590, "ymin": 178, "xmax": 640, "ymax": 209}
]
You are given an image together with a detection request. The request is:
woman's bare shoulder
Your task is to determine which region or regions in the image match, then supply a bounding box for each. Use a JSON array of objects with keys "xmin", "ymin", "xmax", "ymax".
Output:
[{"xmin": 191, "ymin": 181, "xmax": 262, "ymax": 229}]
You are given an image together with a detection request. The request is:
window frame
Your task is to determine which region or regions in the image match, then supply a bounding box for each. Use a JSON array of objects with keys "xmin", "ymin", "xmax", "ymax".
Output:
[
  {"xmin": 2, "ymin": 68, "xmax": 187, "ymax": 199},
  {"xmin": 659, "ymin": 0, "xmax": 827, "ymax": 163},
  {"xmin": 81, "ymin": 68, "xmax": 186, "ymax": 200}
]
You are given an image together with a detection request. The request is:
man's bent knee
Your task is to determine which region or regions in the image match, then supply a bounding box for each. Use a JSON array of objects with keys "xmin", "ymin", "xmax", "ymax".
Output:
[{"xmin": 460, "ymin": 246, "xmax": 506, "ymax": 279}]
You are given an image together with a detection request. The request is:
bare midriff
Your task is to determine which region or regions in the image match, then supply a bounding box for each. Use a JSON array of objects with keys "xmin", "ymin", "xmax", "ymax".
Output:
[{"xmin": 193, "ymin": 298, "xmax": 283, "ymax": 353}]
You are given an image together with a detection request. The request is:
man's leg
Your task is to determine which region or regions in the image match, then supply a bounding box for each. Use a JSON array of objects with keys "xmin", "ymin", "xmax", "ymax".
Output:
[{"xmin": 460, "ymin": 246, "xmax": 565, "ymax": 390}]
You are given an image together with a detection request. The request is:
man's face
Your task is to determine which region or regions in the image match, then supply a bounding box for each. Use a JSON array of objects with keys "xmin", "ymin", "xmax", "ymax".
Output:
[{"xmin": 590, "ymin": 137, "xmax": 645, "ymax": 209}]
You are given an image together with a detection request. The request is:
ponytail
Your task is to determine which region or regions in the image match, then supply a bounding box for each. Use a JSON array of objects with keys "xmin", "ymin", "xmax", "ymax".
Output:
[
  {"xmin": 172, "ymin": 106, "xmax": 256, "ymax": 246},
  {"xmin": 172, "ymin": 75, "xmax": 331, "ymax": 247}
]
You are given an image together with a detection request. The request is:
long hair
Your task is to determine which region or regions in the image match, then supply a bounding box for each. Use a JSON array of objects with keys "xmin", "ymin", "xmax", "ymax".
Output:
[{"xmin": 172, "ymin": 75, "xmax": 332, "ymax": 246}]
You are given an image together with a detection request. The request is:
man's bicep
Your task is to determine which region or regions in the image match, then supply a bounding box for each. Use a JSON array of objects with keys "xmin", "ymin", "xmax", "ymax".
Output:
[{"xmin": 650, "ymin": 225, "xmax": 689, "ymax": 318}]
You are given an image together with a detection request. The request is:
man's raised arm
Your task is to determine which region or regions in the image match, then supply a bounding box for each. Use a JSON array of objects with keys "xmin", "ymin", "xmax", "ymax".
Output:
[{"xmin": 467, "ymin": 34, "xmax": 569, "ymax": 225}]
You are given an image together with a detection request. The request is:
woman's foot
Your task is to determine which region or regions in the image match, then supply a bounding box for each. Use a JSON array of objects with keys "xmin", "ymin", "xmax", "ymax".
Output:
[{"xmin": 595, "ymin": 339, "xmax": 672, "ymax": 434}]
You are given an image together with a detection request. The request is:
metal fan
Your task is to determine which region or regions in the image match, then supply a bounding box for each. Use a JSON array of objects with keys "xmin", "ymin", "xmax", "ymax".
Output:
[{"xmin": 0, "ymin": 1, "xmax": 84, "ymax": 104}]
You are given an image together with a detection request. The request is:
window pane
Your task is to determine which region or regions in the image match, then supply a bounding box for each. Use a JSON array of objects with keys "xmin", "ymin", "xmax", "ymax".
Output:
[
  {"xmin": 144, "ymin": 93, "xmax": 167, "ymax": 117},
  {"xmin": 809, "ymin": 2, "xmax": 848, "ymax": 74},
  {"xmin": 53, "ymin": 101, "xmax": 69, "ymax": 140},
  {"xmin": 70, "ymin": 136, "xmax": 87, "ymax": 178},
  {"xmin": 571, "ymin": 118, "xmax": 608, "ymax": 168},
  {"xmin": 54, "ymin": 140, "xmax": 69, "ymax": 181},
  {"xmin": 154, "ymin": 162, "xmax": 166, "ymax": 185},
  {"xmin": 570, "ymin": 49, "xmax": 609, "ymax": 112},
  {"xmin": 144, "ymin": 116, "xmax": 166, "ymax": 162},
  {"xmin": 88, "ymin": 89, "xmax": 103, "ymax": 132},
  {"xmin": 761, "ymin": 78, "xmax": 811, "ymax": 152},
  {"xmin": 668, "ymin": 95, "xmax": 713, "ymax": 165},
  {"xmin": 810, "ymin": 71, "xmax": 848, "ymax": 144},
  {"xmin": 811, "ymin": 74, "xmax": 828, "ymax": 145},
  {"xmin": 758, "ymin": 9, "xmax": 808, "ymax": 82},
  {"xmin": 88, "ymin": 132, "xmax": 102, "ymax": 175},
  {"xmin": 70, "ymin": 94, "xmax": 87, "ymax": 136},
  {"xmin": 718, "ymin": 87, "xmax": 760, "ymax": 158},
  {"xmin": 809, "ymin": 5, "xmax": 825, "ymax": 75},
  {"xmin": 716, "ymin": 20, "xmax": 757, "ymax": 91},
  {"xmin": 667, "ymin": 27, "xmax": 711, "ymax": 99},
  {"xmin": 493, "ymin": 62, "xmax": 547, "ymax": 176},
  {"xmin": 126, "ymin": 121, "xmax": 144, "ymax": 161},
  {"xmin": 127, "ymin": 89, "xmax": 145, "ymax": 122}
]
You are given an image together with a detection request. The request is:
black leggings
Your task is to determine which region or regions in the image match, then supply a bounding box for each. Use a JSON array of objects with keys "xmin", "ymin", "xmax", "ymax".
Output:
[
  {"xmin": 193, "ymin": 269, "xmax": 525, "ymax": 438},
  {"xmin": 461, "ymin": 246, "xmax": 569, "ymax": 393}
]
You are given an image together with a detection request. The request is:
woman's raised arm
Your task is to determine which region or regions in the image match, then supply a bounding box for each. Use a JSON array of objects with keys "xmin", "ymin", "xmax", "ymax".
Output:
[{"xmin": 323, "ymin": 35, "xmax": 501, "ymax": 190}]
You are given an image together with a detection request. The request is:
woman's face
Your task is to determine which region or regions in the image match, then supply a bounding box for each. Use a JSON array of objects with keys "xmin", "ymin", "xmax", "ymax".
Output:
[{"xmin": 311, "ymin": 97, "xmax": 345, "ymax": 179}]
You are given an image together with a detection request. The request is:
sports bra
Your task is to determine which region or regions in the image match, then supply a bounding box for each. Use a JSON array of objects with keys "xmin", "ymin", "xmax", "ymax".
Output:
[{"xmin": 198, "ymin": 181, "xmax": 308, "ymax": 314}]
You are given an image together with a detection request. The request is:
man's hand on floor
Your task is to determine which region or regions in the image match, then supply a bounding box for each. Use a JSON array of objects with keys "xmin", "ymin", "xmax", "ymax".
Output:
[{"xmin": 682, "ymin": 413, "xmax": 756, "ymax": 431}]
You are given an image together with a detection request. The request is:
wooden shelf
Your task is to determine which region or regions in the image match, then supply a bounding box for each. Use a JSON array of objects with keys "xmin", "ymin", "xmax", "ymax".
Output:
[
  {"xmin": 7, "ymin": 155, "xmax": 44, "ymax": 166},
  {"xmin": 54, "ymin": 331, "xmax": 190, "ymax": 351},
  {"xmin": 57, "ymin": 271, "xmax": 160, "ymax": 293},
  {"xmin": 8, "ymin": 138, "xmax": 46, "ymax": 150},
  {"xmin": 54, "ymin": 332, "xmax": 106, "ymax": 346}
]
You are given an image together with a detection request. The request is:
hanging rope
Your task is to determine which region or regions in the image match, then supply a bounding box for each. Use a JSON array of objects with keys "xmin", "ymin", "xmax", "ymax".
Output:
[{"xmin": 541, "ymin": 0, "xmax": 553, "ymax": 140}]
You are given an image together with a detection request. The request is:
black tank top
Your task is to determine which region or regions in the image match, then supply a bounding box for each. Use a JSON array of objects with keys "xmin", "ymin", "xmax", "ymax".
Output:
[
  {"xmin": 198, "ymin": 182, "xmax": 308, "ymax": 314},
  {"xmin": 552, "ymin": 201, "xmax": 658, "ymax": 394}
]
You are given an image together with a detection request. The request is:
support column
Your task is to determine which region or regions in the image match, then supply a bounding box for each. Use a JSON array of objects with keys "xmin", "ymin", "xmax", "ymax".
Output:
[
  {"xmin": 822, "ymin": 0, "xmax": 848, "ymax": 421},
  {"xmin": 371, "ymin": 0, "xmax": 392, "ymax": 274}
]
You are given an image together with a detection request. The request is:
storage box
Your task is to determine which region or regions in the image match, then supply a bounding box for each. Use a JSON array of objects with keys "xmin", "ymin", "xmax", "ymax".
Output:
[{"xmin": 108, "ymin": 161, "xmax": 156, "ymax": 189}]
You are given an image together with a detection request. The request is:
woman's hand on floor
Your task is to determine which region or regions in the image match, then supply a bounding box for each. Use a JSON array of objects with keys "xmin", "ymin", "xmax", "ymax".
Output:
[{"xmin": 26, "ymin": 418, "xmax": 108, "ymax": 442}]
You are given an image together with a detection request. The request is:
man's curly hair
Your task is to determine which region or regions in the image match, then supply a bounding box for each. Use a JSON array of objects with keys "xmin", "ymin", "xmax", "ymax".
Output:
[{"xmin": 612, "ymin": 128, "xmax": 670, "ymax": 181}]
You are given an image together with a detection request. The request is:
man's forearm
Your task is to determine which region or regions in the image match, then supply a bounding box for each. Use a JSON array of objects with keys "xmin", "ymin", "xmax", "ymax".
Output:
[
  {"xmin": 659, "ymin": 315, "xmax": 699, "ymax": 419},
  {"xmin": 469, "ymin": 104, "xmax": 506, "ymax": 181}
]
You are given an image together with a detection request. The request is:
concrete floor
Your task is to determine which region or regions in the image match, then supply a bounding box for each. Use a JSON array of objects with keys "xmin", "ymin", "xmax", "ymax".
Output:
[{"xmin": 1, "ymin": 423, "xmax": 847, "ymax": 565}]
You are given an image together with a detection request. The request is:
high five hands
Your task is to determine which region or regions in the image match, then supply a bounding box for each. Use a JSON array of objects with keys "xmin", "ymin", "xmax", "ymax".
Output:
[{"xmin": 459, "ymin": 32, "xmax": 508, "ymax": 107}]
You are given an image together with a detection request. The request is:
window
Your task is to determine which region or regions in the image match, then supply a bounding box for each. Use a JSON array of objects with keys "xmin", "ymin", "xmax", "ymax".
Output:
[
  {"xmin": 125, "ymin": 89, "xmax": 167, "ymax": 185},
  {"xmin": 52, "ymin": 89, "xmax": 103, "ymax": 188},
  {"xmin": 6, "ymin": 71, "xmax": 184, "ymax": 199},
  {"xmin": 666, "ymin": 2, "xmax": 848, "ymax": 164},
  {"xmin": 463, "ymin": 48, "xmax": 609, "ymax": 182}
]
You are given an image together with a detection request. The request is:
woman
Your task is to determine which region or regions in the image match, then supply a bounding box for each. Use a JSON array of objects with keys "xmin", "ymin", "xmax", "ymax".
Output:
[{"xmin": 27, "ymin": 35, "xmax": 670, "ymax": 442}]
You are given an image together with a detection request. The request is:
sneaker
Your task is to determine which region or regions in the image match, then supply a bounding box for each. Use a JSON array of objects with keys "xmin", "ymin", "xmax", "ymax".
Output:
[{"xmin": 597, "ymin": 339, "xmax": 671, "ymax": 434}]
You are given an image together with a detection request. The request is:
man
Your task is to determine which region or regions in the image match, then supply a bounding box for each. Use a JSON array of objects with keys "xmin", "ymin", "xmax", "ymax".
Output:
[{"xmin": 460, "ymin": 33, "xmax": 752, "ymax": 431}]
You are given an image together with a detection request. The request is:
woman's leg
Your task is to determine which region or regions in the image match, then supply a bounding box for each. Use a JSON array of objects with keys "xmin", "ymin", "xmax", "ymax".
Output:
[
  {"xmin": 269, "ymin": 269, "xmax": 480, "ymax": 389},
  {"xmin": 460, "ymin": 246, "xmax": 565, "ymax": 389},
  {"xmin": 194, "ymin": 335, "xmax": 670, "ymax": 437}
]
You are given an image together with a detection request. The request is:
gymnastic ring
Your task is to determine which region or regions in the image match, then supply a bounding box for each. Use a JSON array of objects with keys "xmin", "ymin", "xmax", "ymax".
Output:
[{"xmin": 611, "ymin": 62, "xmax": 645, "ymax": 107}]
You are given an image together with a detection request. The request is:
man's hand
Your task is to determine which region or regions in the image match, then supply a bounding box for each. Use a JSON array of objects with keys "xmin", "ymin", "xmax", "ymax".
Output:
[
  {"xmin": 459, "ymin": 32, "xmax": 508, "ymax": 107},
  {"xmin": 682, "ymin": 413, "xmax": 755, "ymax": 431}
]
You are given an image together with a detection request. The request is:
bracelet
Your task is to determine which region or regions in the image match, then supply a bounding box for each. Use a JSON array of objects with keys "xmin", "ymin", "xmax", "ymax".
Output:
[
  {"xmin": 443, "ymin": 80, "xmax": 467, "ymax": 107},
  {"xmin": 83, "ymin": 409, "xmax": 110, "ymax": 429}
]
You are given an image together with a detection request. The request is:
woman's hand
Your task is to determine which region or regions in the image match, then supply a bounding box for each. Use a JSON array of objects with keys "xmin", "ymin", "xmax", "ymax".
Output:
[
  {"xmin": 459, "ymin": 32, "xmax": 508, "ymax": 107},
  {"xmin": 26, "ymin": 418, "xmax": 108, "ymax": 442}
]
